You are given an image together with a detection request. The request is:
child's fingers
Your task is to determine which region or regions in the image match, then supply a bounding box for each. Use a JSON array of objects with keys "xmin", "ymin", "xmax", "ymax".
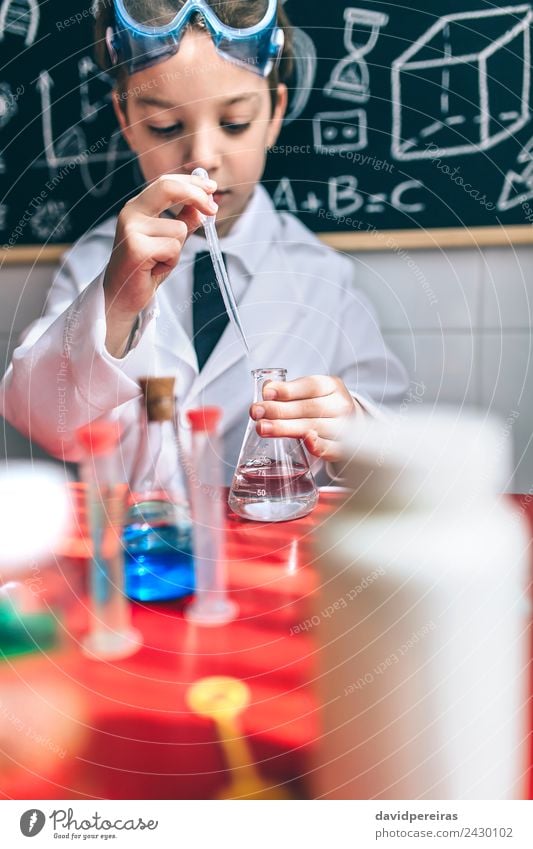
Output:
[
  {"xmin": 143, "ymin": 217, "xmax": 189, "ymax": 241},
  {"xmin": 262, "ymin": 374, "xmax": 338, "ymax": 401},
  {"xmin": 134, "ymin": 174, "xmax": 218, "ymax": 218},
  {"xmin": 303, "ymin": 431, "xmax": 346, "ymax": 463},
  {"xmin": 156, "ymin": 205, "xmax": 207, "ymax": 235},
  {"xmin": 252, "ymin": 397, "xmax": 334, "ymax": 421},
  {"xmin": 128, "ymin": 236, "xmax": 182, "ymax": 274},
  {"xmin": 255, "ymin": 417, "xmax": 345, "ymax": 440},
  {"xmin": 178, "ymin": 205, "xmax": 207, "ymax": 234},
  {"xmin": 251, "ymin": 392, "xmax": 354, "ymax": 421}
]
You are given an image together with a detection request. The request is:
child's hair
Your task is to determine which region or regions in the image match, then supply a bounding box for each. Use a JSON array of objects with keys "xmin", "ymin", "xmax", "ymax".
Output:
[{"xmin": 93, "ymin": 1, "xmax": 294, "ymax": 115}]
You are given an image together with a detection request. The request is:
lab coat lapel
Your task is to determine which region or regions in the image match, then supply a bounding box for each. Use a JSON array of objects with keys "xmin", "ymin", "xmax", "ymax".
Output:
[
  {"xmin": 179, "ymin": 184, "xmax": 291, "ymax": 406},
  {"xmin": 155, "ymin": 274, "xmax": 198, "ymax": 374},
  {"xmin": 184, "ymin": 249, "xmax": 298, "ymax": 405}
]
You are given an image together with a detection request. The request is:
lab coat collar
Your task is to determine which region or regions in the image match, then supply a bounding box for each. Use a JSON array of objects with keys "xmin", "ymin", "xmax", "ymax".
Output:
[
  {"xmin": 121, "ymin": 182, "xmax": 288, "ymax": 403},
  {"xmin": 184, "ymin": 239, "xmax": 300, "ymax": 407},
  {"xmin": 159, "ymin": 184, "xmax": 282, "ymax": 386},
  {"xmin": 86, "ymin": 186, "xmax": 288, "ymax": 398},
  {"xmin": 89, "ymin": 183, "xmax": 277, "ymax": 278},
  {"xmin": 183, "ymin": 183, "xmax": 276, "ymax": 277},
  {"xmin": 182, "ymin": 185, "xmax": 291, "ymax": 404}
]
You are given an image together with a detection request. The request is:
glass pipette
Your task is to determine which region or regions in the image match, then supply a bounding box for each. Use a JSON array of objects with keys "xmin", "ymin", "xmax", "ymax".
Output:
[{"xmin": 191, "ymin": 167, "xmax": 250, "ymax": 357}]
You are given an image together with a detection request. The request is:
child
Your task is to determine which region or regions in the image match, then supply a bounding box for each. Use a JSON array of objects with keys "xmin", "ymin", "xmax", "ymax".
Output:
[{"xmin": 1, "ymin": 0, "xmax": 408, "ymax": 485}]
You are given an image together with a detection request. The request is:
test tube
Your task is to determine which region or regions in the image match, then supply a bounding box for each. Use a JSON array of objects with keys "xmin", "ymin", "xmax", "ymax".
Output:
[
  {"xmin": 76, "ymin": 421, "xmax": 143, "ymax": 660},
  {"xmin": 185, "ymin": 408, "xmax": 238, "ymax": 626}
]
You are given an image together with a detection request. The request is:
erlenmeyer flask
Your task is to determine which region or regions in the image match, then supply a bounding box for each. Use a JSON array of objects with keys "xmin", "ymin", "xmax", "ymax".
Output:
[{"xmin": 228, "ymin": 368, "xmax": 318, "ymax": 522}]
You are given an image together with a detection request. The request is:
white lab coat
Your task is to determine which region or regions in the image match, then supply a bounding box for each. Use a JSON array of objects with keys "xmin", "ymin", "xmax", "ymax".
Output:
[{"xmin": 1, "ymin": 185, "xmax": 408, "ymax": 484}]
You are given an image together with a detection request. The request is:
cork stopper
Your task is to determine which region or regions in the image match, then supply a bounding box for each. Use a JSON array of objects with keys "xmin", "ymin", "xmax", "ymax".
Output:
[{"xmin": 139, "ymin": 377, "xmax": 175, "ymax": 422}]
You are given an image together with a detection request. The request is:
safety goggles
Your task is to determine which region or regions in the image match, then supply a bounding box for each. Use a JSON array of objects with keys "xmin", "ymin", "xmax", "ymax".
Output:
[{"xmin": 106, "ymin": 0, "xmax": 284, "ymax": 77}]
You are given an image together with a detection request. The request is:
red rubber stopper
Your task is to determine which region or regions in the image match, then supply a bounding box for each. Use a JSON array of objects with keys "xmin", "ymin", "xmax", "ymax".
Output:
[
  {"xmin": 75, "ymin": 421, "xmax": 122, "ymax": 456},
  {"xmin": 186, "ymin": 407, "xmax": 222, "ymax": 433}
]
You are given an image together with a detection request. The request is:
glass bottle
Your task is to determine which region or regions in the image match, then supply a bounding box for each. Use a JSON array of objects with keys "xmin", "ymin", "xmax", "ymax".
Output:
[
  {"xmin": 312, "ymin": 408, "xmax": 530, "ymax": 800},
  {"xmin": 123, "ymin": 377, "xmax": 194, "ymax": 602},
  {"xmin": 228, "ymin": 368, "xmax": 318, "ymax": 522}
]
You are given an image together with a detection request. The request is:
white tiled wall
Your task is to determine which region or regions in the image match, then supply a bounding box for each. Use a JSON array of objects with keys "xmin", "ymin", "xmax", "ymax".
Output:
[
  {"xmin": 2, "ymin": 244, "xmax": 533, "ymax": 491},
  {"xmin": 352, "ymin": 244, "xmax": 533, "ymax": 492},
  {"xmin": 0, "ymin": 263, "xmax": 53, "ymax": 462},
  {"xmin": 383, "ymin": 332, "xmax": 480, "ymax": 406}
]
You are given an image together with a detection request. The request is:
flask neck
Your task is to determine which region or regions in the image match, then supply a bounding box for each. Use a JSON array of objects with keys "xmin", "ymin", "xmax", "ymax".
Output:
[
  {"xmin": 252, "ymin": 368, "xmax": 286, "ymax": 403},
  {"xmin": 131, "ymin": 417, "xmax": 181, "ymax": 499}
]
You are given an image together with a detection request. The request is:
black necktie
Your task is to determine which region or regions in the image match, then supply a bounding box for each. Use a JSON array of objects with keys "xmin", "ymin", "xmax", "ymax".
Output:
[{"xmin": 192, "ymin": 250, "xmax": 229, "ymax": 371}]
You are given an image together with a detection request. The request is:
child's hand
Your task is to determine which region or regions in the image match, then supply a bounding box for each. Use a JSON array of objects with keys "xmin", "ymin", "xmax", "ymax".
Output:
[
  {"xmin": 103, "ymin": 173, "xmax": 218, "ymax": 356},
  {"xmin": 250, "ymin": 375, "xmax": 359, "ymax": 463}
]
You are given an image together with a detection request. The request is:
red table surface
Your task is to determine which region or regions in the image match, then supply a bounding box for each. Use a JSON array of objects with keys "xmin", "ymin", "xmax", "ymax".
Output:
[{"xmin": 0, "ymin": 490, "xmax": 531, "ymax": 800}]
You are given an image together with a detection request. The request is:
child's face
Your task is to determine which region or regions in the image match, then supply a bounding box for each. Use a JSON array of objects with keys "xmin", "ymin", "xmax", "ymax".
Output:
[{"xmin": 113, "ymin": 29, "xmax": 288, "ymax": 237}]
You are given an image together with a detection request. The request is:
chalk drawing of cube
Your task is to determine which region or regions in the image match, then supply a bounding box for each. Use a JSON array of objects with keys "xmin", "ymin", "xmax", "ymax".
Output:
[{"xmin": 391, "ymin": 5, "xmax": 532, "ymax": 160}]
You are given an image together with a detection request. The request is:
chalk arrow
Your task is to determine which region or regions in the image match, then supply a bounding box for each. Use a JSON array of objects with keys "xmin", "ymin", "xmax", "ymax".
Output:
[
  {"xmin": 497, "ymin": 161, "xmax": 533, "ymax": 211},
  {"xmin": 36, "ymin": 70, "xmax": 58, "ymax": 168},
  {"xmin": 517, "ymin": 134, "xmax": 533, "ymax": 164}
]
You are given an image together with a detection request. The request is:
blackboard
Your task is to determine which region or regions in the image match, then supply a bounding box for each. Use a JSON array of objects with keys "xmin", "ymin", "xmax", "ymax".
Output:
[
  {"xmin": 1, "ymin": 0, "xmax": 533, "ymax": 258},
  {"xmin": 0, "ymin": 0, "xmax": 136, "ymax": 252},
  {"xmin": 268, "ymin": 0, "xmax": 533, "ymax": 243}
]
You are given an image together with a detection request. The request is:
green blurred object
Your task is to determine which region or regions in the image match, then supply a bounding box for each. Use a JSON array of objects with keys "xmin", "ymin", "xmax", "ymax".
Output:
[{"xmin": 0, "ymin": 599, "xmax": 57, "ymax": 659}]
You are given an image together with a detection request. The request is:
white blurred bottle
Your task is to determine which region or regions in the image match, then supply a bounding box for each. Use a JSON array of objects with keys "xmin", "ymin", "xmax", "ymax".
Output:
[{"xmin": 312, "ymin": 407, "xmax": 530, "ymax": 799}]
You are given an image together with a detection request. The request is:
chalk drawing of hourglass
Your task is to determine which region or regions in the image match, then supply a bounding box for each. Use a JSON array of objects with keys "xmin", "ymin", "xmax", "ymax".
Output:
[{"xmin": 325, "ymin": 7, "xmax": 389, "ymax": 104}]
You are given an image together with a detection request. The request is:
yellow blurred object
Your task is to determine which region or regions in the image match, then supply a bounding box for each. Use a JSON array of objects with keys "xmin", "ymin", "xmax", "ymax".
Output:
[{"xmin": 187, "ymin": 676, "xmax": 292, "ymax": 800}]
